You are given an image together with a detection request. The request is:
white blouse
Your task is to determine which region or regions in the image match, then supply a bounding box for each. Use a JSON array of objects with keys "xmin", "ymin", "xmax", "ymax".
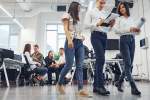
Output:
[
  {"xmin": 114, "ymin": 16, "xmax": 140, "ymax": 36},
  {"xmin": 62, "ymin": 13, "xmax": 83, "ymax": 40},
  {"xmin": 24, "ymin": 52, "xmax": 38, "ymax": 71}
]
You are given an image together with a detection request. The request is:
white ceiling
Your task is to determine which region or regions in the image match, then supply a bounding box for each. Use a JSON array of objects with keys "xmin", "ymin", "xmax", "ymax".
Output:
[
  {"xmin": 0, "ymin": 0, "xmax": 90, "ymax": 18},
  {"xmin": 0, "ymin": 0, "xmax": 88, "ymax": 11},
  {"xmin": 1, "ymin": 0, "xmax": 133, "ymax": 18}
]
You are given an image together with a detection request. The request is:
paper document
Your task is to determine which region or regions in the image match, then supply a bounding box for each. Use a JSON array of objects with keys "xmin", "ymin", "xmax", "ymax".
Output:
[
  {"xmin": 136, "ymin": 17, "xmax": 146, "ymax": 29},
  {"xmin": 101, "ymin": 13, "xmax": 119, "ymax": 27}
]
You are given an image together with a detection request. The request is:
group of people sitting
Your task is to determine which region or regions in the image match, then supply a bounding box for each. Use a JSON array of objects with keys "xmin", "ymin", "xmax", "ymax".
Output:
[{"xmin": 22, "ymin": 44, "xmax": 67, "ymax": 86}]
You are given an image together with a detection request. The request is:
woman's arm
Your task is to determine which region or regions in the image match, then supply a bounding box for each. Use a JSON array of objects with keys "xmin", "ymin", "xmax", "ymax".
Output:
[
  {"xmin": 114, "ymin": 17, "xmax": 139, "ymax": 35},
  {"xmin": 62, "ymin": 18, "xmax": 74, "ymax": 49},
  {"xmin": 45, "ymin": 57, "xmax": 50, "ymax": 66},
  {"xmin": 25, "ymin": 52, "xmax": 38, "ymax": 65}
]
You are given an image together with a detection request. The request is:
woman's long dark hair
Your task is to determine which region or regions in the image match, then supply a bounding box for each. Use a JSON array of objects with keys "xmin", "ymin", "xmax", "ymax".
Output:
[
  {"xmin": 117, "ymin": 2, "xmax": 130, "ymax": 17},
  {"xmin": 48, "ymin": 51, "xmax": 53, "ymax": 59},
  {"xmin": 68, "ymin": 1, "xmax": 81, "ymax": 25},
  {"xmin": 23, "ymin": 44, "xmax": 31, "ymax": 56}
]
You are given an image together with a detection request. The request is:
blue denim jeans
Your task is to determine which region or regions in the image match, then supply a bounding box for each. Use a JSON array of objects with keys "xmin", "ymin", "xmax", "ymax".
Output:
[
  {"xmin": 36, "ymin": 67, "xmax": 48, "ymax": 76},
  {"xmin": 58, "ymin": 38, "xmax": 84, "ymax": 90},
  {"xmin": 91, "ymin": 32, "xmax": 107, "ymax": 87},
  {"xmin": 48, "ymin": 66, "xmax": 59, "ymax": 82},
  {"xmin": 119, "ymin": 35, "xmax": 135, "ymax": 82}
]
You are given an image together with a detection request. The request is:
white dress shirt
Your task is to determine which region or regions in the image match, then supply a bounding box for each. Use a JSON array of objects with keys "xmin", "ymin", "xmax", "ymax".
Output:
[
  {"xmin": 84, "ymin": 7, "xmax": 113, "ymax": 33},
  {"xmin": 114, "ymin": 16, "xmax": 140, "ymax": 36},
  {"xmin": 57, "ymin": 54, "xmax": 65, "ymax": 65},
  {"xmin": 24, "ymin": 52, "xmax": 38, "ymax": 71}
]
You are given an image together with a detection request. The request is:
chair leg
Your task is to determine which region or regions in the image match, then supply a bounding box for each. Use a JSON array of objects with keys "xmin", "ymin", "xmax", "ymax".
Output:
[
  {"xmin": 30, "ymin": 75, "xmax": 34, "ymax": 86},
  {"xmin": 19, "ymin": 78, "xmax": 25, "ymax": 86}
]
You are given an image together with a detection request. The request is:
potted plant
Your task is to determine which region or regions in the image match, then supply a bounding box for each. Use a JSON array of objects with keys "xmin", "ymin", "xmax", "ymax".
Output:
[{"xmin": 54, "ymin": 52, "xmax": 61, "ymax": 62}]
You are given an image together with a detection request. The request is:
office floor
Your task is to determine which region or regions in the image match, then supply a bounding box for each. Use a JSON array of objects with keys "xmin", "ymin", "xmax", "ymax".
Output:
[{"xmin": 0, "ymin": 81, "xmax": 150, "ymax": 100}]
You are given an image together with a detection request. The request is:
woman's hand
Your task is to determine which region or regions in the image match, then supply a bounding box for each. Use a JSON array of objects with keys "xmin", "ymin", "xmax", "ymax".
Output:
[
  {"xmin": 81, "ymin": 36, "xmax": 85, "ymax": 42},
  {"xmin": 52, "ymin": 58, "xmax": 55, "ymax": 61},
  {"xmin": 49, "ymin": 65, "xmax": 53, "ymax": 68},
  {"xmin": 37, "ymin": 63, "xmax": 41, "ymax": 67},
  {"xmin": 68, "ymin": 39, "xmax": 74, "ymax": 50},
  {"xmin": 130, "ymin": 27, "xmax": 138, "ymax": 32},
  {"xmin": 137, "ymin": 29, "xmax": 141, "ymax": 32}
]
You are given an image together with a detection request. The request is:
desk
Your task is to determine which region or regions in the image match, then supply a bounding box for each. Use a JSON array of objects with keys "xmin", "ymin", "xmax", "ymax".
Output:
[{"xmin": 2, "ymin": 58, "xmax": 25, "ymax": 87}]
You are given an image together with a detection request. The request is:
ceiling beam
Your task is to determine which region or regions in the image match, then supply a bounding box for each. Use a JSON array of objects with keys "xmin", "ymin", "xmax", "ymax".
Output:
[{"xmin": 16, "ymin": 0, "xmax": 31, "ymax": 11}]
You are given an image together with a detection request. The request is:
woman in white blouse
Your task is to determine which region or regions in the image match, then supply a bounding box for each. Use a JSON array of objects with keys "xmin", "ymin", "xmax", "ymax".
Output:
[
  {"xmin": 114, "ymin": 2, "xmax": 141, "ymax": 95},
  {"xmin": 56, "ymin": 1, "xmax": 92, "ymax": 97},
  {"xmin": 23, "ymin": 44, "xmax": 48, "ymax": 86}
]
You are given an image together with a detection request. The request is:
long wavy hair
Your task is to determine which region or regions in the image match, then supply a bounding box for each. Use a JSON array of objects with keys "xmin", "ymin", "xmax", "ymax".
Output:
[
  {"xmin": 48, "ymin": 51, "xmax": 53, "ymax": 59},
  {"xmin": 23, "ymin": 44, "xmax": 31, "ymax": 56},
  {"xmin": 68, "ymin": 1, "xmax": 81, "ymax": 25},
  {"xmin": 117, "ymin": 2, "xmax": 130, "ymax": 17}
]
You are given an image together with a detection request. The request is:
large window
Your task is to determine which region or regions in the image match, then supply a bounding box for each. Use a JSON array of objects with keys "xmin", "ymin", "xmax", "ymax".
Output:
[
  {"xmin": 0, "ymin": 25, "xmax": 18, "ymax": 54},
  {"xmin": 0, "ymin": 25, "xmax": 9, "ymax": 49},
  {"xmin": 46, "ymin": 24, "xmax": 66, "ymax": 56}
]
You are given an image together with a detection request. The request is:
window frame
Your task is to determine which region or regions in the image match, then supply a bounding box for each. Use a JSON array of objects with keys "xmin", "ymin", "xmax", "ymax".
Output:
[
  {"xmin": 46, "ymin": 23, "xmax": 65, "ymax": 55},
  {"xmin": 0, "ymin": 24, "xmax": 19, "ymax": 54}
]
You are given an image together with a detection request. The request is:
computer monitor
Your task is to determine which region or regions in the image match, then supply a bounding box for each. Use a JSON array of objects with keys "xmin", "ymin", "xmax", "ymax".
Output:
[
  {"xmin": 14, "ymin": 54, "xmax": 22, "ymax": 61},
  {"xmin": 106, "ymin": 39, "xmax": 119, "ymax": 50},
  {"xmin": 140, "ymin": 37, "xmax": 148, "ymax": 49},
  {"xmin": 2, "ymin": 49, "xmax": 14, "ymax": 59}
]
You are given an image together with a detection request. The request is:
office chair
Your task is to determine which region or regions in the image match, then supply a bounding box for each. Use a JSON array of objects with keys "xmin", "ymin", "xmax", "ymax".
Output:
[
  {"xmin": 0, "ymin": 51, "xmax": 6, "ymax": 86},
  {"xmin": 19, "ymin": 55, "xmax": 40, "ymax": 86},
  {"xmin": 84, "ymin": 45, "xmax": 95, "ymax": 59}
]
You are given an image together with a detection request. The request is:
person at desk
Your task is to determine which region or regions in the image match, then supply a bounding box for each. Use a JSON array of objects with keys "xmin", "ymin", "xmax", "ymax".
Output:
[
  {"xmin": 23, "ymin": 44, "xmax": 48, "ymax": 86},
  {"xmin": 45, "ymin": 51, "xmax": 59, "ymax": 85},
  {"xmin": 114, "ymin": 2, "xmax": 141, "ymax": 95},
  {"xmin": 32, "ymin": 44, "xmax": 43, "ymax": 67},
  {"xmin": 84, "ymin": 0, "xmax": 115, "ymax": 95}
]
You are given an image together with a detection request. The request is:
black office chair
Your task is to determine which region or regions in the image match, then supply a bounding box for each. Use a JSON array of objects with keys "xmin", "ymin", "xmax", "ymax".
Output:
[
  {"xmin": 0, "ymin": 51, "xmax": 6, "ymax": 86},
  {"xmin": 19, "ymin": 55, "xmax": 40, "ymax": 86},
  {"xmin": 84, "ymin": 45, "xmax": 95, "ymax": 59}
]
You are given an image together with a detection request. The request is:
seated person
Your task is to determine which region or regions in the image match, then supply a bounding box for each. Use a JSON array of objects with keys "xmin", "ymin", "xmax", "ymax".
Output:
[
  {"xmin": 45, "ymin": 51, "xmax": 59, "ymax": 85},
  {"xmin": 23, "ymin": 44, "xmax": 48, "ymax": 86},
  {"xmin": 51, "ymin": 48, "xmax": 71, "ymax": 84},
  {"xmin": 32, "ymin": 44, "xmax": 43, "ymax": 67},
  {"xmin": 52, "ymin": 48, "xmax": 65, "ymax": 72}
]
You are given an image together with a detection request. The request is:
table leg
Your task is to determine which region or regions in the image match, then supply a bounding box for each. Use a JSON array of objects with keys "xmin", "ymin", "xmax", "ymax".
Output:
[
  {"xmin": 107, "ymin": 64, "xmax": 114, "ymax": 82},
  {"xmin": 89, "ymin": 62, "xmax": 94, "ymax": 83},
  {"xmin": 2, "ymin": 62, "xmax": 10, "ymax": 87},
  {"xmin": 16, "ymin": 65, "xmax": 22, "ymax": 81}
]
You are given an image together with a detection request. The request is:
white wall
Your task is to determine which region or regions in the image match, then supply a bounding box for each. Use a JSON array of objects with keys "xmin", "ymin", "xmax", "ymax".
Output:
[
  {"xmin": 18, "ymin": 16, "xmax": 37, "ymax": 55},
  {"xmin": 129, "ymin": 0, "xmax": 150, "ymax": 80}
]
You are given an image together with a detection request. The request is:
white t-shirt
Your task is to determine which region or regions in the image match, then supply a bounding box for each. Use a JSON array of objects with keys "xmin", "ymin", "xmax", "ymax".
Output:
[
  {"xmin": 57, "ymin": 54, "xmax": 65, "ymax": 65},
  {"xmin": 62, "ymin": 13, "xmax": 83, "ymax": 40}
]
